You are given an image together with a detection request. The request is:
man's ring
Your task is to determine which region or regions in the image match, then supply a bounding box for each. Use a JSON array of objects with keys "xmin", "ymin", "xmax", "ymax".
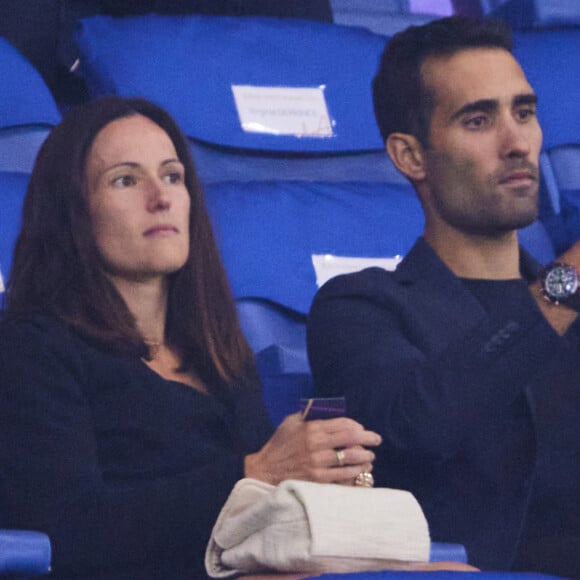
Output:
[
  {"xmin": 335, "ymin": 449, "xmax": 346, "ymax": 467},
  {"xmin": 354, "ymin": 472, "xmax": 374, "ymax": 488}
]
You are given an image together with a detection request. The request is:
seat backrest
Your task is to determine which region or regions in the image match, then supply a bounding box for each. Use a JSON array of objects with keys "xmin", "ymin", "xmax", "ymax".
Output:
[
  {"xmin": 236, "ymin": 299, "xmax": 307, "ymax": 355},
  {"xmin": 487, "ymin": 0, "xmax": 580, "ymax": 29},
  {"xmin": 513, "ymin": 29, "xmax": 580, "ymax": 252},
  {"xmin": 74, "ymin": 13, "xmax": 405, "ymax": 187},
  {"xmin": 74, "ymin": 14, "xmax": 387, "ymax": 152},
  {"xmin": 0, "ymin": 37, "xmax": 60, "ymax": 173},
  {"xmin": 205, "ymin": 179, "xmax": 424, "ymax": 316},
  {"xmin": 518, "ymin": 220, "xmax": 555, "ymax": 264},
  {"xmin": 330, "ymin": 0, "xmax": 443, "ymax": 36},
  {"xmin": 0, "ymin": 172, "xmax": 29, "ymax": 301}
]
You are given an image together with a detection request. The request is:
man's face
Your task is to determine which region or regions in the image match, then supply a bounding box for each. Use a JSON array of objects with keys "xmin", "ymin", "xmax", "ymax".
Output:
[{"xmin": 419, "ymin": 48, "xmax": 542, "ymax": 236}]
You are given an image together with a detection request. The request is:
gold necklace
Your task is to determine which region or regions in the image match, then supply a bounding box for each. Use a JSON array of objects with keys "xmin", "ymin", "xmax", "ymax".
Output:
[{"xmin": 144, "ymin": 339, "xmax": 164, "ymax": 357}]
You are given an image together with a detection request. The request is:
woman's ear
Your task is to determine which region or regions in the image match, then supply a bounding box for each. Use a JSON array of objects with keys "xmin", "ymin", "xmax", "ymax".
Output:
[{"xmin": 386, "ymin": 133, "xmax": 427, "ymax": 182}]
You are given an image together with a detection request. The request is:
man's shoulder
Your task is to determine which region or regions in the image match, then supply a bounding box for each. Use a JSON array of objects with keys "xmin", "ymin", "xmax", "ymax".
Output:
[
  {"xmin": 313, "ymin": 238, "xmax": 437, "ymax": 302},
  {"xmin": 317, "ymin": 266, "xmax": 397, "ymax": 299}
]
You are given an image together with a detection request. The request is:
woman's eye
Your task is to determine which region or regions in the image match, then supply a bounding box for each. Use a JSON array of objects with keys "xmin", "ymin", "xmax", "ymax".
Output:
[
  {"xmin": 164, "ymin": 171, "xmax": 184, "ymax": 184},
  {"xmin": 112, "ymin": 174, "xmax": 136, "ymax": 188}
]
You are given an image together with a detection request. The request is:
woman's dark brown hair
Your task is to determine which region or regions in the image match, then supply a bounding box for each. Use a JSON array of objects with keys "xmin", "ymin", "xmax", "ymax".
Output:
[{"xmin": 6, "ymin": 96, "xmax": 256, "ymax": 393}]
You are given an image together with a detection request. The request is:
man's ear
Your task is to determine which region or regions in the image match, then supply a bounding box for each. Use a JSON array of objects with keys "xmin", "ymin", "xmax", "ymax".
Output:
[{"xmin": 386, "ymin": 133, "xmax": 427, "ymax": 182}]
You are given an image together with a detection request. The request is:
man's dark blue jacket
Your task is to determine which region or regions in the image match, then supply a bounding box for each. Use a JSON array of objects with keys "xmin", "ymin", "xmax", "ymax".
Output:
[{"xmin": 308, "ymin": 237, "xmax": 580, "ymax": 576}]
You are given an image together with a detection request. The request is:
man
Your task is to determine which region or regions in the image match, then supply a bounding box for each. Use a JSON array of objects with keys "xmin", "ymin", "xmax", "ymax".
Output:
[{"xmin": 307, "ymin": 16, "xmax": 580, "ymax": 577}]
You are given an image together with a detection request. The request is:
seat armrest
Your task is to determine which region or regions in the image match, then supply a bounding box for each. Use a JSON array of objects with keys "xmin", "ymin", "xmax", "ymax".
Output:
[
  {"xmin": 429, "ymin": 541, "xmax": 467, "ymax": 564},
  {"xmin": 0, "ymin": 529, "xmax": 51, "ymax": 574}
]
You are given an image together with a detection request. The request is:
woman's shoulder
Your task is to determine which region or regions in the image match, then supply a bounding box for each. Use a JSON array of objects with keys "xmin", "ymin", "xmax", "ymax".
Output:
[
  {"xmin": 0, "ymin": 312, "xmax": 72, "ymax": 342},
  {"xmin": 0, "ymin": 312, "xmax": 139, "ymax": 404},
  {"xmin": 0, "ymin": 313, "xmax": 95, "ymax": 400},
  {"xmin": 0, "ymin": 312, "xmax": 92, "ymax": 362}
]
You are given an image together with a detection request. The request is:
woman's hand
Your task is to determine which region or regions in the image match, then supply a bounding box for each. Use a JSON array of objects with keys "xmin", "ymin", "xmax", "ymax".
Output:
[{"xmin": 244, "ymin": 412, "xmax": 382, "ymax": 485}]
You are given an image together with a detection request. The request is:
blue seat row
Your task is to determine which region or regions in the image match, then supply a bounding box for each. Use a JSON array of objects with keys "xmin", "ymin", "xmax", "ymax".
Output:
[
  {"xmin": 0, "ymin": 5, "xmax": 578, "ymax": 577},
  {"xmin": 1, "ymin": 13, "xmax": 575, "ymax": 423},
  {"xmin": 69, "ymin": 12, "xmax": 567, "ymax": 415}
]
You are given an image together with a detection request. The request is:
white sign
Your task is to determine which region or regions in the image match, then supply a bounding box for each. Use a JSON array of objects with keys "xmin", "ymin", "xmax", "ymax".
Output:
[
  {"xmin": 312, "ymin": 254, "xmax": 403, "ymax": 288},
  {"xmin": 232, "ymin": 85, "xmax": 334, "ymax": 137}
]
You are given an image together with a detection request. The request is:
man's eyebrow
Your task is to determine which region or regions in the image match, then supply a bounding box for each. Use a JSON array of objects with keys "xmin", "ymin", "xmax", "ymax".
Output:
[
  {"xmin": 513, "ymin": 93, "xmax": 538, "ymax": 107},
  {"xmin": 449, "ymin": 93, "xmax": 538, "ymax": 123},
  {"xmin": 449, "ymin": 99, "xmax": 498, "ymax": 122}
]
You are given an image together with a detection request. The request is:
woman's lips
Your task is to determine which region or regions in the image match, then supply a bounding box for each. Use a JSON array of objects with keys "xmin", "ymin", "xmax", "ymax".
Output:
[{"xmin": 143, "ymin": 224, "xmax": 178, "ymax": 237}]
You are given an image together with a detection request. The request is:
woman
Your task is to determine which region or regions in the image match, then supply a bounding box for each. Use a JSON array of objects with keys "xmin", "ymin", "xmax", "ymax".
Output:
[{"xmin": 0, "ymin": 97, "xmax": 381, "ymax": 579}]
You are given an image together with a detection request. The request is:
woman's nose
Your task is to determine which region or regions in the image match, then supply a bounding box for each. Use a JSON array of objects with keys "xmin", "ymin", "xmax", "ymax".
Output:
[{"xmin": 147, "ymin": 179, "xmax": 171, "ymax": 211}]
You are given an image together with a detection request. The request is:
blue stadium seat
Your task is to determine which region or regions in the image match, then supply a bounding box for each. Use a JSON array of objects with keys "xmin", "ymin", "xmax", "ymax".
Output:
[
  {"xmin": 330, "ymin": 0, "xmax": 441, "ymax": 36},
  {"xmin": 487, "ymin": 0, "xmax": 580, "ymax": 29},
  {"xmin": 204, "ymin": 180, "xmax": 424, "ymax": 316},
  {"xmin": 0, "ymin": 530, "xmax": 51, "ymax": 576},
  {"xmin": 0, "ymin": 172, "xmax": 28, "ymax": 301},
  {"xmin": 74, "ymin": 14, "xmax": 387, "ymax": 154},
  {"xmin": 0, "ymin": 37, "xmax": 60, "ymax": 173},
  {"xmin": 518, "ymin": 220, "xmax": 555, "ymax": 265},
  {"xmin": 513, "ymin": 29, "xmax": 580, "ymax": 253}
]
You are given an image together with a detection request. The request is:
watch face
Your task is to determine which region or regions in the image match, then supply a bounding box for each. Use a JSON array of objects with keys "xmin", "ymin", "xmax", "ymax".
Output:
[{"xmin": 543, "ymin": 263, "xmax": 580, "ymax": 302}]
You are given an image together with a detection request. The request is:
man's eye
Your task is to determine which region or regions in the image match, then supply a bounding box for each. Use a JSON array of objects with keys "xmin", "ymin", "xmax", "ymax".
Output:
[
  {"xmin": 464, "ymin": 115, "xmax": 489, "ymax": 130},
  {"xmin": 112, "ymin": 175, "xmax": 136, "ymax": 187},
  {"xmin": 517, "ymin": 108, "xmax": 536, "ymax": 121}
]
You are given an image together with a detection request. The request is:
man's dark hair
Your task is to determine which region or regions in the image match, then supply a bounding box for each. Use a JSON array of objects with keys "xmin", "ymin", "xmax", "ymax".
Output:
[
  {"xmin": 372, "ymin": 16, "xmax": 513, "ymax": 146},
  {"xmin": 6, "ymin": 96, "xmax": 257, "ymax": 394}
]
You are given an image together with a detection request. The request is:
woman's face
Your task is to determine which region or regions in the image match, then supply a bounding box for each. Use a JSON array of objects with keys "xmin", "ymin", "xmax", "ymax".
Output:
[{"xmin": 85, "ymin": 115, "xmax": 191, "ymax": 285}]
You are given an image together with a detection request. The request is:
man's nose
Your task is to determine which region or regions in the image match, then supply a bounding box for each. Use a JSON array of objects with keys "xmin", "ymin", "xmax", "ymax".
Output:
[{"xmin": 500, "ymin": 118, "xmax": 533, "ymax": 159}]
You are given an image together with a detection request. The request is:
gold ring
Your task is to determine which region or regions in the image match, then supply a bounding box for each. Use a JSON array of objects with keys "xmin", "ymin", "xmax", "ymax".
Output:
[
  {"xmin": 354, "ymin": 472, "xmax": 374, "ymax": 488},
  {"xmin": 335, "ymin": 449, "xmax": 346, "ymax": 467}
]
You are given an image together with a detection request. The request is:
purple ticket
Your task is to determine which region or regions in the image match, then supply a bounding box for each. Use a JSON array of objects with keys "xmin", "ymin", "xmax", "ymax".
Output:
[{"xmin": 300, "ymin": 397, "xmax": 346, "ymax": 421}]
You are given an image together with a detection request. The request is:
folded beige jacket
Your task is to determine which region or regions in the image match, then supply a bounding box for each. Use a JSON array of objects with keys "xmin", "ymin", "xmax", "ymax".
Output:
[{"xmin": 205, "ymin": 478, "xmax": 430, "ymax": 578}]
